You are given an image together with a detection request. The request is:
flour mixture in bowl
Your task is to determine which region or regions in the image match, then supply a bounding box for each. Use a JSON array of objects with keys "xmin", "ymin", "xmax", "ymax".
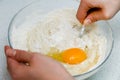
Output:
[{"xmin": 11, "ymin": 8, "xmax": 107, "ymax": 76}]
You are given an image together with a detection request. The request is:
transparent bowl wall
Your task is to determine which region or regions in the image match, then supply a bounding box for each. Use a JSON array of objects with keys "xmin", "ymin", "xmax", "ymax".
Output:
[{"xmin": 8, "ymin": 0, "xmax": 113, "ymax": 80}]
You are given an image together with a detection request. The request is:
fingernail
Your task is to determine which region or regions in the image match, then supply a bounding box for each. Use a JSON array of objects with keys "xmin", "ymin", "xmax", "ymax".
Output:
[
  {"xmin": 84, "ymin": 19, "xmax": 91, "ymax": 25},
  {"xmin": 6, "ymin": 48, "xmax": 16, "ymax": 57}
]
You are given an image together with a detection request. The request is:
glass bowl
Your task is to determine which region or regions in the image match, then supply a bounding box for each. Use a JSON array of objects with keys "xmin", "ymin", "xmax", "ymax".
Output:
[{"xmin": 8, "ymin": 0, "xmax": 114, "ymax": 80}]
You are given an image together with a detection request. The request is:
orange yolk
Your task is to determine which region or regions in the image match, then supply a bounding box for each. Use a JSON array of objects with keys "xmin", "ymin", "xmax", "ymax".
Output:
[{"xmin": 62, "ymin": 48, "xmax": 87, "ymax": 64}]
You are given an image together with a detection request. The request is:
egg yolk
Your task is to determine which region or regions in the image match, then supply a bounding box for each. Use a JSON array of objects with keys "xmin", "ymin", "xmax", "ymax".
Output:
[{"xmin": 62, "ymin": 48, "xmax": 87, "ymax": 64}]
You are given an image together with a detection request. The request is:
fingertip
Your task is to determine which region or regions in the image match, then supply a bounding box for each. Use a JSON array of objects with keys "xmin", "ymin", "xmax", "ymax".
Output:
[
  {"xmin": 76, "ymin": 9, "xmax": 85, "ymax": 24},
  {"xmin": 84, "ymin": 18, "xmax": 92, "ymax": 25},
  {"xmin": 5, "ymin": 47, "xmax": 16, "ymax": 57},
  {"xmin": 76, "ymin": 14, "xmax": 83, "ymax": 24},
  {"xmin": 4, "ymin": 45, "xmax": 10, "ymax": 53}
]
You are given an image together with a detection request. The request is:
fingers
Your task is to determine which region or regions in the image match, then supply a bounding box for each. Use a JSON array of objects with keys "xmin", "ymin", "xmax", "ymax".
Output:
[
  {"xmin": 6, "ymin": 57, "xmax": 30, "ymax": 79},
  {"xmin": 76, "ymin": 0, "xmax": 90, "ymax": 24},
  {"xmin": 5, "ymin": 46, "xmax": 16, "ymax": 57},
  {"xmin": 84, "ymin": 10, "xmax": 105, "ymax": 24},
  {"xmin": 5, "ymin": 46, "xmax": 31, "ymax": 78},
  {"xmin": 5, "ymin": 45, "xmax": 33, "ymax": 63},
  {"xmin": 7, "ymin": 57, "xmax": 20, "ymax": 74},
  {"xmin": 14, "ymin": 49, "xmax": 33, "ymax": 63},
  {"xmin": 76, "ymin": 0, "xmax": 105, "ymax": 24}
]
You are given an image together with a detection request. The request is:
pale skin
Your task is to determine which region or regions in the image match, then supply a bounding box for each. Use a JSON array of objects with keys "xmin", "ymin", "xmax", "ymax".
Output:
[
  {"xmin": 77, "ymin": 0, "xmax": 120, "ymax": 25},
  {"xmin": 4, "ymin": 0, "xmax": 120, "ymax": 80},
  {"xmin": 4, "ymin": 46, "xmax": 74, "ymax": 80}
]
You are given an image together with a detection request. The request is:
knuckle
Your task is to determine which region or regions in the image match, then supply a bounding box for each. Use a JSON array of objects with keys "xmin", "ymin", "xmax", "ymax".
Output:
[
  {"xmin": 88, "ymin": 15, "xmax": 98, "ymax": 23},
  {"xmin": 103, "ymin": 12, "xmax": 113, "ymax": 20}
]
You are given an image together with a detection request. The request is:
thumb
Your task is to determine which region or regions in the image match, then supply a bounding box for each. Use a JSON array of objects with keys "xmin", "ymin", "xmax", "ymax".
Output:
[{"xmin": 5, "ymin": 46, "xmax": 33, "ymax": 63}]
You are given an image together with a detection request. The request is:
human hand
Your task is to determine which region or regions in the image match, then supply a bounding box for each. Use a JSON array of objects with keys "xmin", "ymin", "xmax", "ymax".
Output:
[
  {"xmin": 4, "ymin": 46, "xmax": 74, "ymax": 80},
  {"xmin": 77, "ymin": 0, "xmax": 120, "ymax": 24}
]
